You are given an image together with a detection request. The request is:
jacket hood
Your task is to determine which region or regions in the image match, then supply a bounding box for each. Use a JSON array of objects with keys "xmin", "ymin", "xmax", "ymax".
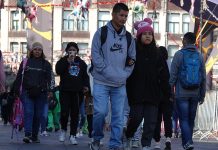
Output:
[
  {"xmin": 106, "ymin": 21, "xmax": 127, "ymax": 37},
  {"xmin": 182, "ymin": 44, "xmax": 198, "ymax": 51}
]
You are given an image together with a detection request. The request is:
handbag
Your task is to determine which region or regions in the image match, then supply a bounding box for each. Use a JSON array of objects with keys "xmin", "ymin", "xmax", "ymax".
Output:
[{"xmin": 28, "ymin": 86, "xmax": 42, "ymax": 99}]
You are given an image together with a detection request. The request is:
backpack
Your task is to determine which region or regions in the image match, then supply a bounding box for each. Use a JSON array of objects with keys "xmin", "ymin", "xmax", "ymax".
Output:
[
  {"xmin": 10, "ymin": 97, "xmax": 24, "ymax": 139},
  {"xmin": 10, "ymin": 58, "xmax": 28, "ymax": 139},
  {"xmin": 179, "ymin": 49, "xmax": 202, "ymax": 89},
  {"xmin": 90, "ymin": 25, "xmax": 132, "ymax": 71}
]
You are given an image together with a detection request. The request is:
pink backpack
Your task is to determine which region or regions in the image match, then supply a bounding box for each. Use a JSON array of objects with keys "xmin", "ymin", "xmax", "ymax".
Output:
[{"xmin": 11, "ymin": 58, "xmax": 27, "ymax": 139}]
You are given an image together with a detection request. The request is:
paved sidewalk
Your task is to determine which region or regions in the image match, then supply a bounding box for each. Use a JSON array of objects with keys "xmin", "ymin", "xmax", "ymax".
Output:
[{"xmin": 0, "ymin": 121, "xmax": 218, "ymax": 150}]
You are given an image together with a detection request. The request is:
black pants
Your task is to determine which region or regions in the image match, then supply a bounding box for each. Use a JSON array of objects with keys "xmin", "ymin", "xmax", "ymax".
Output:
[
  {"xmin": 1, "ymin": 104, "xmax": 10, "ymax": 124},
  {"xmin": 60, "ymin": 91, "xmax": 83, "ymax": 136},
  {"xmin": 126, "ymin": 103, "xmax": 158, "ymax": 147},
  {"xmin": 87, "ymin": 114, "xmax": 93, "ymax": 138},
  {"xmin": 153, "ymin": 101, "xmax": 173, "ymax": 142}
]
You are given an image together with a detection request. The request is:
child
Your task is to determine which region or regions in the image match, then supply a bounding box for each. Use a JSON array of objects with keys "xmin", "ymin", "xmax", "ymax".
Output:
[{"xmin": 124, "ymin": 18, "xmax": 170, "ymax": 150}]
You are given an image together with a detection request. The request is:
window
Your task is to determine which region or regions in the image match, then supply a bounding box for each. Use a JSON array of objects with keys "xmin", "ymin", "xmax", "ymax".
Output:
[
  {"xmin": 63, "ymin": 10, "xmax": 89, "ymax": 31},
  {"xmin": 182, "ymin": 14, "xmax": 190, "ymax": 34},
  {"xmin": 10, "ymin": 42, "xmax": 19, "ymax": 52},
  {"xmin": 168, "ymin": 13, "xmax": 180, "ymax": 34},
  {"xmin": 148, "ymin": 12, "xmax": 159, "ymax": 33},
  {"xmin": 168, "ymin": 45, "xmax": 179, "ymax": 62},
  {"xmin": 77, "ymin": 43, "xmax": 88, "ymax": 55},
  {"xmin": 11, "ymin": 11, "xmax": 19, "ymax": 31},
  {"xmin": 21, "ymin": 42, "xmax": 27, "ymax": 53},
  {"xmin": 76, "ymin": 12, "xmax": 89, "ymax": 31},
  {"xmin": 22, "ymin": 19, "xmax": 27, "ymax": 30},
  {"xmin": 63, "ymin": 10, "xmax": 74, "ymax": 31},
  {"xmin": 98, "ymin": 11, "xmax": 110, "ymax": 28}
]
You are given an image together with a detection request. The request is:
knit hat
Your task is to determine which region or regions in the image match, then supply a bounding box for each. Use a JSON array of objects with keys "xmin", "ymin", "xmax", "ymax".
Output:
[
  {"xmin": 134, "ymin": 18, "xmax": 153, "ymax": 38},
  {"xmin": 65, "ymin": 42, "xmax": 79, "ymax": 53},
  {"xmin": 31, "ymin": 42, "xmax": 43, "ymax": 50}
]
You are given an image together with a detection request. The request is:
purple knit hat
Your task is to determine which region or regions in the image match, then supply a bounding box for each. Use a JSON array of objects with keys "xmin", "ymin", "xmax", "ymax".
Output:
[{"xmin": 134, "ymin": 18, "xmax": 153, "ymax": 38}]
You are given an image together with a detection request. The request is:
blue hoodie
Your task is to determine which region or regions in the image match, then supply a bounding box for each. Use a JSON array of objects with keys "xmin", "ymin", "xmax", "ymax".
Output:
[{"xmin": 91, "ymin": 21, "xmax": 136, "ymax": 87}]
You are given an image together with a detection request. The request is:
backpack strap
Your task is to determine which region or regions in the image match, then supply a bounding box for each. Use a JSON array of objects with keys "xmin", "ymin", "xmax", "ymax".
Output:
[
  {"xmin": 126, "ymin": 31, "xmax": 132, "ymax": 51},
  {"xmin": 100, "ymin": 25, "xmax": 108, "ymax": 47},
  {"xmin": 19, "ymin": 58, "xmax": 28, "ymax": 94}
]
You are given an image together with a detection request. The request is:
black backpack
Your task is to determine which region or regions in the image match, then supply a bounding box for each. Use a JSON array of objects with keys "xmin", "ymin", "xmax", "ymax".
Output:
[{"xmin": 90, "ymin": 25, "xmax": 132, "ymax": 71}]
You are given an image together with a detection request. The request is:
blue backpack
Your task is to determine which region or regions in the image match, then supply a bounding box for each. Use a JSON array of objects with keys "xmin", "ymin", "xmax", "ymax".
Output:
[{"xmin": 179, "ymin": 49, "xmax": 202, "ymax": 89}]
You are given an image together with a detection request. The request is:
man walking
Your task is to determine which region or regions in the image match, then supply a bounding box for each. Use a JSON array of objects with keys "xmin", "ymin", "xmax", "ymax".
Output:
[
  {"xmin": 169, "ymin": 32, "xmax": 206, "ymax": 150},
  {"xmin": 90, "ymin": 2, "xmax": 136, "ymax": 150}
]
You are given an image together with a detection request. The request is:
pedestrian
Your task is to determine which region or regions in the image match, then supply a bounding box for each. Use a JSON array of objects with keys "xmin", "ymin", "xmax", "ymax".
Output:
[
  {"xmin": 56, "ymin": 42, "xmax": 89, "ymax": 145},
  {"xmin": 0, "ymin": 50, "xmax": 5, "ymax": 94},
  {"xmin": 169, "ymin": 32, "xmax": 206, "ymax": 150},
  {"xmin": 14, "ymin": 42, "xmax": 54, "ymax": 143},
  {"xmin": 124, "ymin": 18, "xmax": 170, "ymax": 150},
  {"xmin": 46, "ymin": 86, "xmax": 61, "ymax": 132},
  {"xmin": 89, "ymin": 2, "xmax": 136, "ymax": 150},
  {"xmin": 153, "ymin": 46, "xmax": 173, "ymax": 150}
]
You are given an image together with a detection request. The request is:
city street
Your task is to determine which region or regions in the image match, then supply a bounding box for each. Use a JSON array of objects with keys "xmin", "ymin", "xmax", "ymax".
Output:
[{"xmin": 0, "ymin": 120, "xmax": 218, "ymax": 150}]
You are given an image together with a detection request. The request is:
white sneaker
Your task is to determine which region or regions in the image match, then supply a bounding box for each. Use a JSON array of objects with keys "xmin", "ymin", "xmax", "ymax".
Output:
[
  {"xmin": 142, "ymin": 146, "xmax": 151, "ymax": 150},
  {"xmin": 76, "ymin": 130, "xmax": 83, "ymax": 138},
  {"xmin": 154, "ymin": 141, "xmax": 161, "ymax": 149},
  {"xmin": 40, "ymin": 131, "xmax": 49, "ymax": 136},
  {"xmin": 132, "ymin": 140, "xmax": 140, "ymax": 148},
  {"xmin": 59, "ymin": 130, "xmax": 66, "ymax": 142},
  {"xmin": 69, "ymin": 135, "xmax": 78, "ymax": 145}
]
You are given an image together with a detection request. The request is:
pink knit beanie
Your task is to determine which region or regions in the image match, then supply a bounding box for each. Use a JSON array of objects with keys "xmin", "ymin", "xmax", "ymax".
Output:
[{"xmin": 134, "ymin": 18, "xmax": 153, "ymax": 38}]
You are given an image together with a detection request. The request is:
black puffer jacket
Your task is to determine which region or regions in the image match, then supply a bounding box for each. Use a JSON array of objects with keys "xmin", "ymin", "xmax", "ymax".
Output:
[
  {"xmin": 55, "ymin": 56, "xmax": 89, "ymax": 92},
  {"xmin": 14, "ymin": 58, "xmax": 53, "ymax": 95},
  {"xmin": 126, "ymin": 42, "xmax": 170, "ymax": 106}
]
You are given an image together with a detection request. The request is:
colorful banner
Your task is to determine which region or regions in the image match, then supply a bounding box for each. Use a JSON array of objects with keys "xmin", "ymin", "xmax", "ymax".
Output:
[
  {"xmin": 27, "ymin": 0, "xmax": 53, "ymax": 60},
  {"xmin": 170, "ymin": 0, "xmax": 218, "ymax": 24}
]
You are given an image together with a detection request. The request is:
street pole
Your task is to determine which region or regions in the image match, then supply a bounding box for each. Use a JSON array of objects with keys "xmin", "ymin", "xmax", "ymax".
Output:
[{"xmin": 164, "ymin": 0, "xmax": 168, "ymax": 48}]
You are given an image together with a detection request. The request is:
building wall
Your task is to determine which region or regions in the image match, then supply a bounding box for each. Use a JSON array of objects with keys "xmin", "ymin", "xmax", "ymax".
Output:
[{"xmin": 0, "ymin": 0, "xmax": 193, "ymax": 67}]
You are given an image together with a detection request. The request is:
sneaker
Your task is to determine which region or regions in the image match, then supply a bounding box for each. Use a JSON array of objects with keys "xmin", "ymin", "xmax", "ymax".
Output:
[
  {"xmin": 69, "ymin": 135, "xmax": 78, "ymax": 145},
  {"xmin": 164, "ymin": 141, "xmax": 171, "ymax": 150},
  {"xmin": 123, "ymin": 138, "xmax": 132, "ymax": 150},
  {"xmin": 76, "ymin": 130, "xmax": 83, "ymax": 138},
  {"xmin": 46, "ymin": 127, "xmax": 53, "ymax": 132},
  {"xmin": 40, "ymin": 131, "xmax": 49, "ymax": 136},
  {"xmin": 142, "ymin": 146, "xmax": 151, "ymax": 150},
  {"xmin": 90, "ymin": 140, "xmax": 100, "ymax": 150},
  {"xmin": 154, "ymin": 141, "xmax": 161, "ymax": 149},
  {"xmin": 55, "ymin": 127, "xmax": 60, "ymax": 132},
  {"xmin": 23, "ymin": 136, "xmax": 32, "ymax": 143},
  {"xmin": 59, "ymin": 130, "xmax": 66, "ymax": 142},
  {"xmin": 31, "ymin": 136, "xmax": 40, "ymax": 143},
  {"xmin": 132, "ymin": 140, "xmax": 140, "ymax": 148}
]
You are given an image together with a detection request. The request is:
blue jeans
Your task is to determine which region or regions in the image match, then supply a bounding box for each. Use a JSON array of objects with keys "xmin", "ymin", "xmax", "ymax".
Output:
[
  {"xmin": 176, "ymin": 97, "xmax": 198, "ymax": 148},
  {"xmin": 78, "ymin": 100, "xmax": 86, "ymax": 129},
  {"xmin": 92, "ymin": 83, "xmax": 126, "ymax": 149},
  {"xmin": 40, "ymin": 102, "xmax": 48, "ymax": 132},
  {"xmin": 21, "ymin": 90, "xmax": 47, "ymax": 136}
]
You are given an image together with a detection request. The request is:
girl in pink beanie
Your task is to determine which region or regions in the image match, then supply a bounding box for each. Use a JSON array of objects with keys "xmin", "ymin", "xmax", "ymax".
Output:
[{"xmin": 124, "ymin": 18, "xmax": 170, "ymax": 150}]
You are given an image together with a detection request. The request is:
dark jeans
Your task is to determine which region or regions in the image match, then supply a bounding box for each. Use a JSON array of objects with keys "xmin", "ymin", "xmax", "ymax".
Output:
[
  {"xmin": 172, "ymin": 101, "xmax": 180, "ymax": 134},
  {"xmin": 153, "ymin": 100, "xmax": 173, "ymax": 142},
  {"xmin": 60, "ymin": 91, "xmax": 83, "ymax": 136},
  {"xmin": 87, "ymin": 114, "xmax": 93, "ymax": 138},
  {"xmin": 21, "ymin": 90, "xmax": 47, "ymax": 137},
  {"xmin": 176, "ymin": 97, "xmax": 199, "ymax": 148},
  {"xmin": 78, "ymin": 100, "xmax": 86, "ymax": 129},
  {"xmin": 126, "ymin": 103, "xmax": 158, "ymax": 147}
]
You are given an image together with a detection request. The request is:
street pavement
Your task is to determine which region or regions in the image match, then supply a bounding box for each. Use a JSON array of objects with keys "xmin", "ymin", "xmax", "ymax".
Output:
[{"xmin": 0, "ymin": 120, "xmax": 218, "ymax": 150}]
